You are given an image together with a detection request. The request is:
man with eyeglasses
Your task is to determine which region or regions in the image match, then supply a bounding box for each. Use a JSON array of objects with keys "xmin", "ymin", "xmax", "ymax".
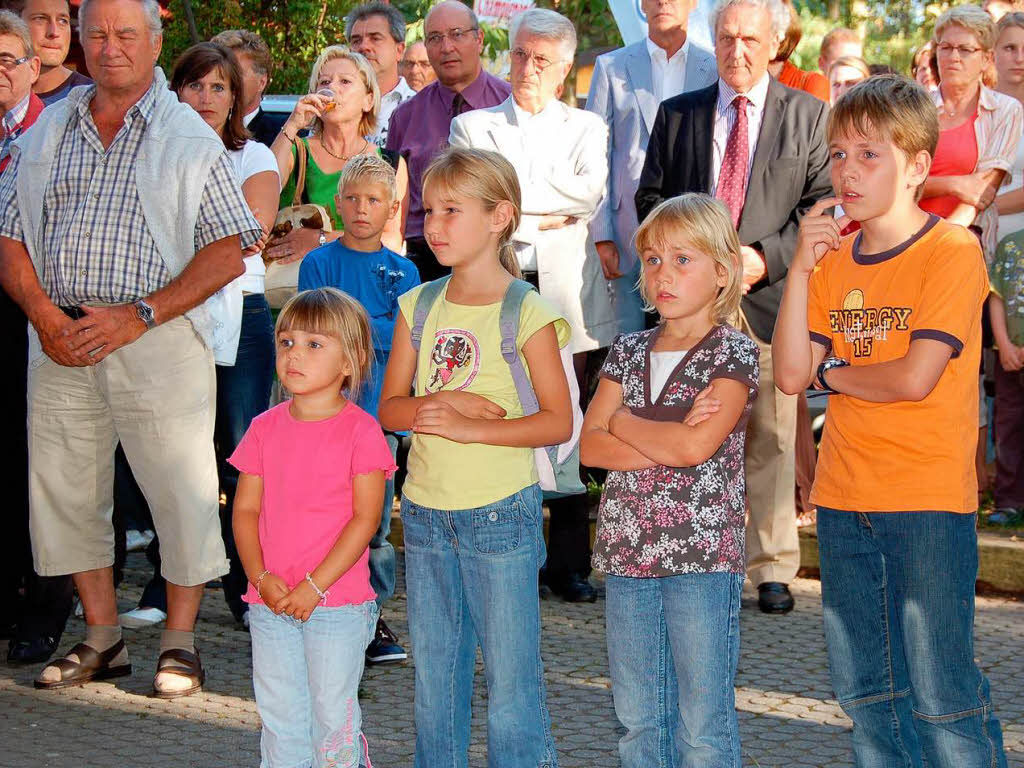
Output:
[
  {"xmin": 19, "ymin": 0, "xmax": 91, "ymax": 105},
  {"xmin": 451, "ymin": 7, "xmax": 615, "ymax": 603},
  {"xmin": 386, "ymin": 0, "xmax": 509, "ymax": 281},
  {"xmin": 401, "ymin": 39, "xmax": 435, "ymax": 91}
]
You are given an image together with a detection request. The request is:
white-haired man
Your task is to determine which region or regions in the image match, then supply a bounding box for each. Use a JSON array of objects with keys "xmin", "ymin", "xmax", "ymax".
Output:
[
  {"xmin": 0, "ymin": 0, "xmax": 260, "ymax": 697},
  {"xmin": 637, "ymin": 0, "xmax": 832, "ymax": 616}
]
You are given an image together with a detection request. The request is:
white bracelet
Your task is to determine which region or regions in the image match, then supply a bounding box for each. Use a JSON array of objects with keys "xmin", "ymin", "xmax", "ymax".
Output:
[
  {"xmin": 305, "ymin": 572, "xmax": 329, "ymax": 604},
  {"xmin": 254, "ymin": 569, "xmax": 270, "ymax": 598}
]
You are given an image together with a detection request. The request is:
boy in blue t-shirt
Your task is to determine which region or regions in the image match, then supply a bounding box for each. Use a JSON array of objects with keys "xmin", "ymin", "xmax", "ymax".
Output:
[{"xmin": 298, "ymin": 155, "xmax": 419, "ymax": 664}]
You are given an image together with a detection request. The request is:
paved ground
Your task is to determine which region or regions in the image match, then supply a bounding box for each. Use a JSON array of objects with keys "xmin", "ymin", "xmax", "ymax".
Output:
[{"xmin": 2, "ymin": 540, "xmax": 1023, "ymax": 768}]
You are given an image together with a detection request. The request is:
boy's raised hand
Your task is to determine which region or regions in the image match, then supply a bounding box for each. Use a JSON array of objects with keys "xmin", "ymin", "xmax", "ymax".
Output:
[{"xmin": 793, "ymin": 197, "xmax": 851, "ymax": 277}]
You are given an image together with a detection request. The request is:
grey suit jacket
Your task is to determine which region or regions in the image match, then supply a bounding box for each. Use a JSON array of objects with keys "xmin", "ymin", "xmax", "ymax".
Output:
[{"xmin": 585, "ymin": 39, "xmax": 717, "ymax": 272}]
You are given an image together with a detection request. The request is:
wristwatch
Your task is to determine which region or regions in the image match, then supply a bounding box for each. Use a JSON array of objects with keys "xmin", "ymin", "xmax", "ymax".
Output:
[
  {"xmin": 318, "ymin": 230, "xmax": 327, "ymax": 247},
  {"xmin": 816, "ymin": 356, "xmax": 849, "ymax": 392},
  {"xmin": 134, "ymin": 299, "xmax": 157, "ymax": 330}
]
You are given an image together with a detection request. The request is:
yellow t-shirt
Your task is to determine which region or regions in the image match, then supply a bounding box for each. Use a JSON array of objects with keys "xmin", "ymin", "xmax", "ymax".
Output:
[
  {"xmin": 807, "ymin": 216, "xmax": 988, "ymax": 514},
  {"xmin": 398, "ymin": 282, "xmax": 572, "ymax": 510}
]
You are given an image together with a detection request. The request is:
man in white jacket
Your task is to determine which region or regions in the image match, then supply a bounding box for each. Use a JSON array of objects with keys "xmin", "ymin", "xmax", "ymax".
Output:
[{"xmin": 0, "ymin": 0, "xmax": 259, "ymax": 697}]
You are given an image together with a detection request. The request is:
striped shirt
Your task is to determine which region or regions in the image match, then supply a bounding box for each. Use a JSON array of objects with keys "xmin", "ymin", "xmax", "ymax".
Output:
[
  {"xmin": 711, "ymin": 74, "xmax": 770, "ymax": 195},
  {"xmin": 0, "ymin": 78, "xmax": 259, "ymax": 305}
]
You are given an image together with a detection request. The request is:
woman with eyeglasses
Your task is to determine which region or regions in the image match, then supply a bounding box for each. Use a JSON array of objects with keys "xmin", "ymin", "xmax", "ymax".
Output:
[{"xmin": 919, "ymin": 4, "xmax": 1021, "ymax": 257}]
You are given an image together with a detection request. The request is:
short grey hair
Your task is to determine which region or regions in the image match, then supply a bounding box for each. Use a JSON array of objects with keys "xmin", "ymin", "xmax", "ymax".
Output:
[
  {"xmin": 0, "ymin": 9, "xmax": 33, "ymax": 57},
  {"xmin": 345, "ymin": 1, "xmax": 406, "ymax": 45},
  {"xmin": 711, "ymin": 0, "xmax": 787, "ymax": 39},
  {"xmin": 509, "ymin": 8, "xmax": 577, "ymax": 60},
  {"xmin": 79, "ymin": 0, "xmax": 162, "ymax": 39}
]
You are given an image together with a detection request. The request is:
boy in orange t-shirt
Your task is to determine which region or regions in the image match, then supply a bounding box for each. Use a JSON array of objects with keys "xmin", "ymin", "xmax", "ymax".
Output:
[{"xmin": 773, "ymin": 76, "xmax": 1007, "ymax": 767}]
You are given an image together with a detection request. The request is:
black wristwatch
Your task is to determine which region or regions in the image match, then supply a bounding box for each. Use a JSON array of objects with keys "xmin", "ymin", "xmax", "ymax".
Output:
[
  {"xmin": 816, "ymin": 356, "xmax": 849, "ymax": 393},
  {"xmin": 134, "ymin": 299, "xmax": 157, "ymax": 330}
]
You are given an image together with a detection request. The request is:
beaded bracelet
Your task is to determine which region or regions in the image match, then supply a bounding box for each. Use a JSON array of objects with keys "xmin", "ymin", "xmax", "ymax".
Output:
[
  {"xmin": 305, "ymin": 572, "xmax": 329, "ymax": 605},
  {"xmin": 254, "ymin": 569, "xmax": 270, "ymax": 599}
]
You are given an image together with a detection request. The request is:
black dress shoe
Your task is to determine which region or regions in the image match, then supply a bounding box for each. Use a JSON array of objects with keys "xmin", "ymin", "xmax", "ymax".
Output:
[
  {"xmin": 7, "ymin": 634, "xmax": 59, "ymax": 665},
  {"xmin": 557, "ymin": 573, "xmax": 598, "ymax": 603},
  {"xmin": 757, "ymin": 582, "xmax": 794, "ymax": 614}
]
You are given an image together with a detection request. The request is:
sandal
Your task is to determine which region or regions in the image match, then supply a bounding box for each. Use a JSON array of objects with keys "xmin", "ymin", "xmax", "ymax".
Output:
[
  {"xmin": 152, "ymin": 647, "xmax": 205, "ymax": 699},
  {"xmin": 33, "ymin": 640, "xmax": 132, "ymax": 690}
]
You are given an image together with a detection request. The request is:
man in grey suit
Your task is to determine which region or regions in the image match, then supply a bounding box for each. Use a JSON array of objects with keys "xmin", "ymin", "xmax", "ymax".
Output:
[
  {"xmin": 586, "ymin": 0, "xmax": 717, "ymax": 334},
  {"xmin": 636, "ymin": 0, "xmax": 832, "ymax": 615}
]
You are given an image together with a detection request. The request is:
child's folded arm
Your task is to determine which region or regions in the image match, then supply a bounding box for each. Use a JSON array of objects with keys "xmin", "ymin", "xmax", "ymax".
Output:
[
  {"xmin": 580, "ymin": 378, "xmax": 658, "ymax": 471},
  {"xmin": 824, "ymin": 338, "xmax": 955, "ymax": 403},
  {"xmin": 609, "ymin": 378, "xmax": 751, "ymax": 468}
]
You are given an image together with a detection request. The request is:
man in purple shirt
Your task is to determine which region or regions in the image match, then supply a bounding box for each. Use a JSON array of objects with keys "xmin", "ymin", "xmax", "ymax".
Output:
[{"xmin": 386, "ymin": 0, "xmax": 510, "ymax": 281}]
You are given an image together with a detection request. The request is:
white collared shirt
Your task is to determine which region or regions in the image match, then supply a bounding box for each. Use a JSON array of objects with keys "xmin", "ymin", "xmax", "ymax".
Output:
[
  {"xmin": 711, "ymin": 73, "xmax": 770, "ymax": 194},
  {"xmin": 370, "ymin": 76, "xmax": 417, "ymax": 147},
  {"xmin": 646, "ymin": 36, "xmax": 690, "ymax": 104},
  {"xmin": 243, "ymin": 106, "xmax": 259, "ymax": 128},
  {"xmin": 510, "ymin": 97, "xmax": 565, "ymax": 272},
  {"xmin": 511, "ymin": 97, "xmax": 563, "ymax": 134}
]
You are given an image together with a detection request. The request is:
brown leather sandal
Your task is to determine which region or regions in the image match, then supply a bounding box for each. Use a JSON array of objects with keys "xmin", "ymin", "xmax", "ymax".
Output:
[
  {"xmin": 33, "ymin": 640, "xmax": 132, "ymax": 690},
  {"xmin": 152, "ymin": 647, "xmax": 205, "ymax": 699}
]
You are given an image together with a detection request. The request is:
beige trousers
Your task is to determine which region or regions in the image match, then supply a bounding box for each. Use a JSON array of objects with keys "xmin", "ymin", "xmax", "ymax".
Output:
[
  {"xmin": 27, "ymin": 317, "xmax": 228, "ymax": 586},
  {"xmin": 737, "ymin": 311, "xmax": 800, "ymax": 586}
]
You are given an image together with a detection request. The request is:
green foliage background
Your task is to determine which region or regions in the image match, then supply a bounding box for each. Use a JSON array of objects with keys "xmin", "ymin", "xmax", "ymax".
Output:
[{"xmin": 158, "ymin": 0, "xmax": 952, "ymax": 95}]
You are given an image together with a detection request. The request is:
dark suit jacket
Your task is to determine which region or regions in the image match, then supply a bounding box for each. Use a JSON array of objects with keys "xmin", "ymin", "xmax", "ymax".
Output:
[
  {"xmin": 246, "ymin": 107, "xmax": 287, "ymax": 148},
  {"xmin": 635, "ymin": 78, "xmax": 831, "ymax": 342}
]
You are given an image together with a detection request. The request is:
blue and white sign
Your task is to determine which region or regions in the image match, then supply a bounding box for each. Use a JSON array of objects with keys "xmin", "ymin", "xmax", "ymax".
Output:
[{"xmin": 608, "ymin": 0, "xmax": 715, "ymax": 50}]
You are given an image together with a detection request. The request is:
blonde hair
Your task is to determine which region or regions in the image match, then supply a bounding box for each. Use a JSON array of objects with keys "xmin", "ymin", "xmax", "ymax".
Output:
[
  {"xmin": 338, "ymin": 154, "xmax": 398, "ymax": 205},
  {"xmin": 276, "ymin": 288, "xmax": 373, "ymax": 400},
  {"xmin": 829, "ymin": 55, "xmax": 871, "ymax": 80},
  {"xmin": 422, "ymin": 148, "xmax": 523, "ymax": 278},
  {"xmin": 997, "ymin": 10, "xmax": 1024, "ymax": 35},
  {"xmin": 827, "ymin": 75, "xmax": 938, "ymax": 199},
  {"xmin": 307, "ymin": 45, "xmax": 381, "ymax": 137},
  {"xmin": 633, "ymin": 194, "xmax": 743, "ymax": 325},
  {"xmin": 934, "ymin": 4, "xmax": 997, "ymax": 51}
]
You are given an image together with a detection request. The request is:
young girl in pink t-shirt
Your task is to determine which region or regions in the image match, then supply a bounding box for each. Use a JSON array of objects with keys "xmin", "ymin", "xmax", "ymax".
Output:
[{"xmin": 230, "ymin": 287, "xmax": 396, "ymax": 768}]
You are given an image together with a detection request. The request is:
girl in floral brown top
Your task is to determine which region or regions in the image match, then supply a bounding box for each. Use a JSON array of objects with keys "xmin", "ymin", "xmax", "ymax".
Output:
[{"xmin": 580, "ymin": 194, "xmax": 758, "ymax": 768}]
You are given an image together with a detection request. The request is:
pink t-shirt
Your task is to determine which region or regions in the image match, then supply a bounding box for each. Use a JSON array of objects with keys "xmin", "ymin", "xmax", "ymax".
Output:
[{"xmin": 228, "ymin": 401, "xmax": 397, "ymax": 607}]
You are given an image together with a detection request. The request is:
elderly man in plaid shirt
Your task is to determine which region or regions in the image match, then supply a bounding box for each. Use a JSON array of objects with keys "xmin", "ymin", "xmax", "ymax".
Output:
[{"xmin": 0, "ymin": 0, "xmax": 261, "ymax": 698}]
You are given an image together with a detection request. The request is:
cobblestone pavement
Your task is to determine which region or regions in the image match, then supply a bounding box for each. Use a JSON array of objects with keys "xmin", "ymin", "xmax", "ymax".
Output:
[{"xmin": 2, "ymin": 547, "xmax": 1022, "ymax": 768}]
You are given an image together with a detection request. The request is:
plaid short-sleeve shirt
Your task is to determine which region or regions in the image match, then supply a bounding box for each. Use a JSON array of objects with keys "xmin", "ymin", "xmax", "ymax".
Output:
[{"xmin": 0, "ymin": 78, "xmax": 259, "ymax": 306}]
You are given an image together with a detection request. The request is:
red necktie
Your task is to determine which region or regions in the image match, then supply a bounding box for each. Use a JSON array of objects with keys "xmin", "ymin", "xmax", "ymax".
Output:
[{"xmin": 715, "ymin": 95, "xmax": 749, "ymax": 230}]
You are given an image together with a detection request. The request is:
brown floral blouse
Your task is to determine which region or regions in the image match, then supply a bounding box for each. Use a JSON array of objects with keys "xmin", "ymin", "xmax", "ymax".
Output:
[{"xmin": 592, "ymin": 324, "xmax": 759, "ymax": 577}]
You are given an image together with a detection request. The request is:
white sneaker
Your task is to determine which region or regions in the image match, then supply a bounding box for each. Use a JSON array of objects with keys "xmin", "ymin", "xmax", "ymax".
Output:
[
  {"xmin": 125, "ymin": 529, "xmax": 155, "ymax": 552},
  {"xmin": 73, "ymin": 598, "xmax": 83, "ymax": 618},
  {"xmin": 119, "ymin": 606, "xmax": 167, "ymax": 628}
]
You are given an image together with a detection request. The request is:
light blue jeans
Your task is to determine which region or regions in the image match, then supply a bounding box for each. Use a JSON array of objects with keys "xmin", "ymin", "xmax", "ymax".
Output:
[
  {"xmin": 401, "ymin": 483, "xmax": 558, "ymax": 768},
  {"xmin": 249, "ymin": 601, "xmax": 379, "ymax": 768},
  {"xmin": 368, "ymin": 433, "xmax": 399, "ymax": 610},
  {"xmin": 609, "ymin": 261, "xmax": 645, "ymax": 335},
  {"xmin": 605, "ymin": 572, "xmax": 743, "ymax": 768},
  {"xmin": 818, "ymin": 508, "xmax": 1006, "ymax": 768}
]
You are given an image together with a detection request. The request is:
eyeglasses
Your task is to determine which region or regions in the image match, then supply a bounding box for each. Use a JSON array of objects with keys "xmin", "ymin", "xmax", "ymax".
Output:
[
  {"xmin": 510, "ymin": 48, "xmax": 564, "ymax": 72},
  {"xmin": 936, "ymin": 43, "xmax": 984, "ymax": 58},
  {"xmin": 424, "ymin": 27, "xmax": 478, "ymax": 47},
  {"xmin": 0, "ymin": 55, "xmax": 30, "ymax": 72}
]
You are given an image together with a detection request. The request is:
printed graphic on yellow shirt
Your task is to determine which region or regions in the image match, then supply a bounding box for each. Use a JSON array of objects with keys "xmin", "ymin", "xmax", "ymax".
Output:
[
  {"xmin": 426, "ymin": 328, "xmax": 481, "ymax": 392},
  {"xmin": 829, "ymin": 290, "xmax": 913, "ymax": 358}
]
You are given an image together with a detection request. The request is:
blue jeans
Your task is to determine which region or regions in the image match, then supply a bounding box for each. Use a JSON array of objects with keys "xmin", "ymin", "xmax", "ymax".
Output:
[
  {"xmin": 249, "ymin": 601, "xmax": 379, "ymax": 768},
  {"xmin": 605, "ymin": 572, "xmax": 743, "ymax": 768},
  {"xmin": 215, "ymin": 293, "xmax": 275, "ymax": 619},
  {"xmin": 609, "ymin": 260, "xmax": 645, "ymax": 335},
  {"xmin": 818, "ymin": 508, "xmax": 1006, "ymax": 768},
  {"xmin": 368, "ymin": 433, "xmax": 399, "ymax": 611},
  {"xmin": 401, "ymin": 484, "xmax": 558, "ymax": 768}
]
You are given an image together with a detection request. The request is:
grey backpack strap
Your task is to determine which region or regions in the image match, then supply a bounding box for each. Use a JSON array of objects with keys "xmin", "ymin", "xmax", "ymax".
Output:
[
  {"xmin": 410, "ymin": 277, "xmax": 450, "ymax": 352},
  {"xmin": 500, "ymin": 279, "xmax": 541, "ymax": 416}
]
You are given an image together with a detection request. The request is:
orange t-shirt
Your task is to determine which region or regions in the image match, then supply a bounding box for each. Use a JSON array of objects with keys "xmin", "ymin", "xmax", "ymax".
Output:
[{"xmin": 807, "ymin": 215, "xmax": 988, "ymax": 514}]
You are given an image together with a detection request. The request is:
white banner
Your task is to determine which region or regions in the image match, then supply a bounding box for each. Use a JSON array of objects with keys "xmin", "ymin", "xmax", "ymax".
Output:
[
  {"xmin": 607, "ymin": 0, "xmax": 715, "ymax": 50},
  {"xmin": 474, "ymin": 0, "xmax": 535, "ymax": 27}
]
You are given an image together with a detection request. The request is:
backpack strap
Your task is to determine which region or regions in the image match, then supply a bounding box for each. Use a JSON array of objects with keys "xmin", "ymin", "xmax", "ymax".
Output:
[
  {"xmin": 500, "ymin": 279, "xmax": 541, "ymax": 416},
  {"xmin": 410, "ymin": 276, "xmax": 450, "ymax": 352}
]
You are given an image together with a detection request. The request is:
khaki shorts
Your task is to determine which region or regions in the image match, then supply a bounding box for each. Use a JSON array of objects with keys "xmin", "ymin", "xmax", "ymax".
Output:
[{"xmin": 28, "ymin": 317, "xmax": 228, "ymax": 586}]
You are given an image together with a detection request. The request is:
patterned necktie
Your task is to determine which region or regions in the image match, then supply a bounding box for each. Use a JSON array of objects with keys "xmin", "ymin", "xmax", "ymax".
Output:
[{"xmin": 715, "ymin": 95, "xmax": 750, "ymax": 230}]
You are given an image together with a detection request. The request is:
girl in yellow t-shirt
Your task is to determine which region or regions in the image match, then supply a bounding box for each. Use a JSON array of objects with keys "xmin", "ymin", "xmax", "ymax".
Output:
[{"xmin": 379, "ymin": 148, "xmax": 570, "ymax": 768}]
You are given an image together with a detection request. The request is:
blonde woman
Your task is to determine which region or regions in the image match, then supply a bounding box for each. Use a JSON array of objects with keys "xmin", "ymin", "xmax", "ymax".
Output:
[
  {"xmin": 828, "ymin": 55, "xmax": 870, "ymax": 104},
  {"xmin": 267, "ymin": 46, "xmax": 408, "ymax": 260}
]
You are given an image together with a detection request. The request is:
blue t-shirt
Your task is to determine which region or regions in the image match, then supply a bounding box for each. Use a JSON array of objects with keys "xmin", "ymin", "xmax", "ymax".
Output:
[{"xmin": 298, "ymin": 241, "xmax": 420, "ymax": 419}]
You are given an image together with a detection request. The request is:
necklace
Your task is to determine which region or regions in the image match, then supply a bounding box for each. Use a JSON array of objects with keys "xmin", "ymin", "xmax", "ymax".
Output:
[{"xmin": 320, "ymin": 137, "xmax": 369, "ymax": 162}]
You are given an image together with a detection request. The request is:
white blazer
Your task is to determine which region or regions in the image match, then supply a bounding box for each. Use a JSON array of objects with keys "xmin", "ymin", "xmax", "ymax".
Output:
[{"xmin": 449, "ymin": 96, "xmax": 616, "ymax": 354}]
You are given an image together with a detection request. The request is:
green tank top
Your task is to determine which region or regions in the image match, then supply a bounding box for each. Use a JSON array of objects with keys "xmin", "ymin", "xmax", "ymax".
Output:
[{"xmin": 279, "ymin": 138, "xmax": 397, "ymax": 230}]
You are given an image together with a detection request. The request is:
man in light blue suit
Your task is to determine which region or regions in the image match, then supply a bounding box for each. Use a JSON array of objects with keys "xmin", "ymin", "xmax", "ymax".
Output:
[{"xmin": 586, "ymin": 0, "xmax": 717, "ymax": 333}]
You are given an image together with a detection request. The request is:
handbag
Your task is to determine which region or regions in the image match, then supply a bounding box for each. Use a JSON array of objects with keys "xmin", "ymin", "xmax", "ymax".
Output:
[{"xmin": 264, "ymin": 137, "xmax": 333, "ymax": 309}]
